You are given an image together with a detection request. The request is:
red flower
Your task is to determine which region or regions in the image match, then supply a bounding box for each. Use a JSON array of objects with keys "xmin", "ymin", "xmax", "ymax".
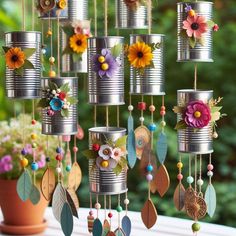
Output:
[
  {"xmin": 213, "ymin": 24, "xmax": 219, "ymax": 32},
  {"xmin": 58, "ymin": 92, "xmax": 66, "ymax": 100},
  {"xmin": 92, "ymin": 143, "xmax": 100, "ymax": 152}
]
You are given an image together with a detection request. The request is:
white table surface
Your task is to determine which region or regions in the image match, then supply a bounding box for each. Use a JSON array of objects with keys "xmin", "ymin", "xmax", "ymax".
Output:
[{"xmin": 1, "ymin": 207, "xmax": 236, "ymax": 236}]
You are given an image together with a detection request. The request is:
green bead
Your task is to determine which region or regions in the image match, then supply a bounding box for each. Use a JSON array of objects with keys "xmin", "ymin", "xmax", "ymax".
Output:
[
  {"xmin": 192, "ymin": 223, "xmax": 201, "ymax": 232},
  {"xmin": 187, "ymin": 176, "xmax": 194, "ymax": 184},
  {"xmin": 116, "ymin": 205, "xmax": 123, "ymax": 213},
  {"xmin": 32, "ymin": 143, "xmax": 37, "ymax": 148}
]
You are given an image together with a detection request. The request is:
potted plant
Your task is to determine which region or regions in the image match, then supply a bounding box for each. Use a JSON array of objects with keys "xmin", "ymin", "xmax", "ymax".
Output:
[{"xmin": 0, "ymin": 114, "xmax": 58, "ymax": 235}]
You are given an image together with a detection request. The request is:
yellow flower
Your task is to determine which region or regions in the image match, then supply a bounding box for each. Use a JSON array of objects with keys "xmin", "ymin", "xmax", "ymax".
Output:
[
  {"xmin": 5, "ymin": 47, "xmax": 25, "ymax": 69},
  {"xmin": 128, "ymin": 41, "xmax": 153, "ymax": 69},
  {"xmin": 69, "ymin": 34, "xmax": 88, "ymax": 54},
  {"xmin": 58, "ymin": 0, "xmax": 67, "ymax": 9}
]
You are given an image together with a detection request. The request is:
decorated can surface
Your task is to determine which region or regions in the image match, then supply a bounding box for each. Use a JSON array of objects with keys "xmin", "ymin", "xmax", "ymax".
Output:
[
  {"xmin": 130, "ymin": 34, "xmax": 165, "ymax": 95},
  {"xmin": 5, "ymin": 31, "xmax": 41, "ymax": 99},
  {"xmin": 41, "ymin": 77, "xmax": 78, "ymax": 135},
  {"xmin": 116, "ymin": 0, "xmax": 148, "ymax": 29},
  {"xmin": 88, "ymin": 36, "xmax": 124, "ymax": 105},
  {"xmin": 68, "ymin": 0, "xmax": 88, "ymax": 21},
  {"xmin": 89, "ymin": 127, "xmax": 127, "ymax": 195},
  {"xmin": 177, "ymin": 89, "xmax": 213, "ymax": 154},
  {"xmin": 177, "ymin": 1, "xmax": 213, "ymax": 62}
]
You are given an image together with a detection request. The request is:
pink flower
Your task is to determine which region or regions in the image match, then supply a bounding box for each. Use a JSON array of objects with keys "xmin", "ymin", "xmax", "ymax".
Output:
[
  {"xmin": 111, "ymin": 148, "xmax": 123, "ymax": 161},
  {"xmin": 184, "ymin": 100, "xmax": 211, "ymax": 129},
  {"xmin": 183, "ymin": 15, "xmax": 208, "ymax": 39},
  {"xmin": 213, "ymin": 24, "xmax": 219, "ymax": 32}
]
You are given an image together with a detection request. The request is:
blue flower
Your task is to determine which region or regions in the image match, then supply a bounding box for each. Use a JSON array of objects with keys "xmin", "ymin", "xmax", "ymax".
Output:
[
  {"xmin": 185, "ymin": 4, "xmax": 192, "ymax": 13},
  {"xmin": 49, "ymin": 98, "xmax": 64, "ymax": 111}
]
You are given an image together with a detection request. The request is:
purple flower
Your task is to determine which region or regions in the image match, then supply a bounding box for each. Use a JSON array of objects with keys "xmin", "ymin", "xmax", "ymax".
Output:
[
  {"xmin": 92, "ymin": 49, "xmax": 119, "ymax": 79},
  {"xmin": 184, "ymin": 100, "xmax": 211, "ymax": 129},
  {"xmin": 1, "ymin": 155, "xmax": 12, "ymax": 163},
  {"xmin": 25, "ymin": 144, "xmax": 33, "ymax": 155},
  {"xmin": 185, "ymin": 4, "xmax": 192, "ymax": 13},
  {"xmin": 0, "ymin": 155, "xmax": 13, "ymax": 174}
]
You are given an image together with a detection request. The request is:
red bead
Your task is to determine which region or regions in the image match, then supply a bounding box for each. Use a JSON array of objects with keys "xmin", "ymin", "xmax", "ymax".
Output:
[
  {"xmin": 92, "ymin": 143, "xmax": 100, "ymax": 152},
  {"xmin": 56, "ymin": 155, "xmax": 62, "ymax": 161},
  {"xmin": 73, "ymin": 146, "xmax": 78, "ymax": 153},
  {"xmin": 207, "ymin": 164, "xmax": 214, "ymax": 171},
  {"xmin": 108, "ymin": 212, "xmax": 113, "ymax": 218},
  {"xmin": 177, "ymin": 174, "xmax": 183, "ymax": 180},
  {"xmin": 160, "ymin": 110, "xmax": 166, "ymax": 116},
  {"xmin": 89, "ymin": 210, "xmax": 94, "ymax": 216},
  {"xmin": 31, "ymin": 119, "xmax": 36, "ymax": 125},
  {"xmin": 160, "ymin": 106, "xmax": 166, "ymax": 111},
  {"xmin": 137, "ymin": 102, "xmax": 147, "ymax": 111}
]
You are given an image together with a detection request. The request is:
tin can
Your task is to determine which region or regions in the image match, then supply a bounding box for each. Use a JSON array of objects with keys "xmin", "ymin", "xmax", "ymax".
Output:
[
  {"xmin": 68, "ymin": 0, "xmax": 88, "ymax": 21},
  {"xmin": 5, "ymin": 31, "xmax": 41, "ymax": 99},
  {"xmin": 89, "ymin": 127, "xmax": 127, "ymax": 195}
]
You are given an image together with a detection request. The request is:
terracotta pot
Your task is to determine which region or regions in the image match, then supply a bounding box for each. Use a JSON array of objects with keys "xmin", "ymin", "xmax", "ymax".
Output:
[{"xmin": 0, "ymin": 179, "xmax": 48, "ymax": 235}]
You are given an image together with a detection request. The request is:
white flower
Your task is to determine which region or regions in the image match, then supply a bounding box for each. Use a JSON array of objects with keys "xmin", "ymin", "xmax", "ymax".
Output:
[
  {"xmin": 96, "ymin": 156, "xmax": 117, "ymax": 171},
  {"xmin": 98, "ymin": 144, "xmax": 112, "ymax": 160},
  {"xmin": 57, "ymin": 89, "xmax": 61, "ymax": 93},
  {"xmin": 52, "ymin": 90, "xmax": 56, "ymax": 95},
  {"xmin": 67, "ymin": 102, "xmax": 70, "ymax": 106},
  {"xmin": 111, "ymin": 147, "xmax": 123, "ymax": 161}
]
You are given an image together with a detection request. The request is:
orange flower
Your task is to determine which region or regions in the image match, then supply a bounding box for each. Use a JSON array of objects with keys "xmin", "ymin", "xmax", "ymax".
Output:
[
  {"xmin": 69, "ymin": 34, "xmax": 88, "ymax": 54},
  {"xmin": 5, "ymin": 47, "xmax": 25, "ymax": 69}
]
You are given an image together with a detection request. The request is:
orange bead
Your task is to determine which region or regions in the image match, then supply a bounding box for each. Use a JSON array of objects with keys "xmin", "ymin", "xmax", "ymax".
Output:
[
  {"xmin": 49, "ymin": 70, "xmax": 56, "ymax": 78},
  {"xmin": 188, "ymin": 9, "xmax": 195, "ymax": 17},
  {"xmin": 149, "ymin": 105, "xmax": 156, "ymax": 112},
  {"xmin": 160, "ymin": 106, "xmax": 166, "ymax": 111}
]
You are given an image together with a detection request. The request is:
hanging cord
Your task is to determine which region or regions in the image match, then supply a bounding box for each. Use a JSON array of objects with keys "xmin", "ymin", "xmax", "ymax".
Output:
[
  {"xmin": 118, "ymin": 194, "xmax": 121, "ymax": 228},
  {"xmin": 96, "ymin": 195, "xmax": 99, "ymax": 218},
  {"xmin": 32, "ymin": 0, "xmax": 35, "ymax": 30},
  {"xmin": 199, "ymin": 155, "xmax": 202, "ymax": 194},
  {"xmin": 22, "ymin": 0, "xmax": 26, "ymax": 31},
  {"xmin": 57, "ymin": 15, "xmax": 60, "ymax": 77},
  {"xmin": 94, "ymin": 0, "xmax": 97, "ymax": 36},
  {"xmin": 147, "ymin": 0, "xmax": 152, "ymax": 34},
  {"xmin": 194, "ymin": 64, "xmax": 198, "ymax": 90},
  {"xmin": 209, "ymin": 154, "xmax": 212, "ymax": 185},
  {"xmin": 104, "ymin": 195, "xmax": 107, "ymax": 219},
  {"xmin": 90, "ymin": 193, "xmax": 93, "ymax": 210},
  {"xmin": 109, "ymin": 195, "xmax": 112, "ymax": 226},
  {"xmin": 73, "ymin": 135, "xmax": 77, "ymax": 163},
  {"xmin": 189, "ymin": 155, "xmax": 192, "ymax": 187},
  {"xmin": 194, "ymin": 155, "xmax": 197, "ymax": 193},
  {"xmin": 117, "ymin": 106, "xmax": 120, "ymax": 127},
  {"xmin": 94, "ymin": 106, "xmax": 97, "ymax": 127},
  {"xmin": 141, "ymin": 95, "xmax": 144, "ymax": 126},
  {"xmin": 104, "ymin": 0, "xmax": 108, "ymax": 36},
  {"xmin": 106, "ymin": 106, "xmax": 109, "ymax": 128},
  {"xmin": 22, "ymin": 101, "xmax": 26, "ymax": 147}
]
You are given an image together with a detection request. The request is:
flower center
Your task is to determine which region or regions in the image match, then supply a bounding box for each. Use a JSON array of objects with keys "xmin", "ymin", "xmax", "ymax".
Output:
[
  {"xmin": 103, "ymin": 149, "xmax": 110, "ymax": 155},
  {"xmin": 101, "ymin": 160, "xmax": 109, "ymax": 168},
  {"xmin": 76, "ymin": 40, "xmax": 82, "ymax": 46},
  {"xmin": 101, "ymin": 63, "xmax": 109, "ymax": 71},
  {"xmin": 11, "ymin": 55, "xmax": 19, "ymax": 62},
  {"xmin": 194, "ymin": 111, "xmax": 201, "ymax": 118},
  {"xmin": 137, "ymin": 51, "xmax": 143, "ymax": 58},
  {"xmin": 191, "ymin": 23, "xmax": 199, "ymax": 30},
  {"xmin": 114, "ymin": 151, "xmax": 119, "ymax": 156},
  {"xmin": 98, "ymin": 56, "xmax": 105, "ymax": 63}
]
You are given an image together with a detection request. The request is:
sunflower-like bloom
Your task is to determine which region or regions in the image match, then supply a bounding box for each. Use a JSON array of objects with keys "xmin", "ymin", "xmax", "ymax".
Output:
[
  {"xmin": 5, "ymin": 47, "xmax": 25, "ymax": 69},
  {"xmin": 128, "ymin": 41, "xmax": 153, "ymax": 69},
  {"xmin": 69, "ymin": 34, "xmax": 88, "ymax": 54}
]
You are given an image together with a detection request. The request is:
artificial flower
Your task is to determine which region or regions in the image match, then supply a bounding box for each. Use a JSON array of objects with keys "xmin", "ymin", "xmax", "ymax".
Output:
[
  {"xmin": 49, "ymin": 98, "xmax": 64, "ymax": 111},
  {"xmin": 69, "ymin": 34, "xmax": 88, "ymax": 54},
  {"xmin": 184, "ymin": 4, "xmax": 192, "ymax": 13},
  {"xmin": 96, "ymin": 156, "xmax": 117, "ymax": 171},
  {"xmin": 47, "ymin": 109, "xmax": 55, "ymax": 116},
  {"xmin": 111, "ymin": 147, "xmax": 123, "ymax": 161},
  {"xmin": 124, "ymin": 0, "xmax": 140, "ymax": 9},
  {"xmin": 58, "ymin": 0, "xmax": 67, "ymax": 9},
  {"xmin": 213, "ymin": 24, "xmax": 219, "ymax": 32},
  {"xmin": 183, "ymin": 15, "xmax": 208, "ymax": 39},
  {"xmin": 184, "ymin": 100, "xmax": 211, "ymax": 129},
  {"xmin": 128, "ymin": 41, "xmax": 153, "ymax": 69},
  {"xmin": 39, "ymin": 0, "xmax": 56, "ymax": 12},
  {"xmin": 5, "ymin": 47, "xmax": 25, "ymax": 69},
  {"xmin": 58, "ymin": 91, "xmax": 66, "ymax": 100},
  {"xmin": 71, "ymin": 20, "xmax": 91, "ymax": 36},
  {"xmin": 92, "ymin": 143, "xmax": 100, "ymax": 152},
  {"xmin": 98, "ymin": 144, "xmax": 113, "ymax": 160}
]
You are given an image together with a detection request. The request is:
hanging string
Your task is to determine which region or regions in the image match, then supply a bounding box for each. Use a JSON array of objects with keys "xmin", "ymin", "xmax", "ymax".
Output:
[
  {"xmin": 32, "ymin": 100, "xmax": 35, "ymax": 121},
  {"xmin": 117, "ymin": 106, "xmax": 120, "ymax": 127},
  {"xmin": 104, "ymin": 0, "xmax": 108, "ymax": 36},
  {"xmin": 22, "ymin": 101, "xmax": 26, "ymax": 147},
  {"xmin": 57, "ymin": 15, "xmax": 60, "ymax": 77},
  {"xmin": 106, "ymin": 106, "xmax": 109, "ymax": 128},
  {"xmin": 125, "ymin": 191, "xmax": 128, "ymax": 215},
  {"xmin": 46, "ymin": 136, "xmax": 49, "ymax": 167},
  {"xmin": 209, "ymin": 154, "xmax": 212, "ymax": 185},
  {"xmin": 147, "ymin": 0, "xmax": 152, "ymax": 34},
  {"xmin": 104, "ymin": 195, "xmax": 107, "ymax": 219},
  {"xmin": 22, "ymin": 0, "xmax": 26, "ymax": 31},
  {"xmin": 189, "ymin": 155, "xmax": 192, "ymax": 187},
  {"xmin": 96, "ymin": 195, "xmax": 99, "ymax": 218},
  {"xmin": 94, "ymin": 0, "xmax": 97, "ymax": 36},
  {"xmin": 141, "ymin": 95, "xmax": 144, "ymax": 126},
  {"xmin": 109, "ymin": 195, "xmax": 112, "ymax": 226},
  {"xmin": 94, "ymin": 106, "xmax": 97, "ymax": 127},
  {"xmin": 118, "ymin": 194, "xmax": 121, "ymax": 228},
  {"xmin": 90, "ymin": 193, "xmax": 93, "ymax": 210},
  {"xmin": 73, "ymin": 135, "xmax": 77, "ymax": 163},
  {"xmin": 194, "ymin": 64, "xmax": 198, "ymax": 90},
  {"xmin": 14, "ymin": 101, "xmax": 17, "ymax": 118},
  {"xmin": 194, "ymin": 155, "xmax": 197, "ymax": 192},
  {"xmin": 32, "ymin": 0, "xmax": 35, "ymax": 30},
  {"xmin": 199, "ymin": 155, "xmax": 202, "ymax": 194}
]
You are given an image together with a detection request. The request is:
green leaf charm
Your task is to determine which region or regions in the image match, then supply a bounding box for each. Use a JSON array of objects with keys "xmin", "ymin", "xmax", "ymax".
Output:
[
  {"xmin": 205, "ymin": 184, "xmax": 216, "ymax": 218},
  {"xmin": 67, "ymin": 97, "xmax": 78, "ymax": 105},
  {"xmin": 2, "ymin": 46, "xmax": 10, "ymax": 53},
  {"xmin": 16, "ymin": 170, "xmax": 32, "ymax": 202},
  {"xmin": 82, "ymin": 150, "xmax": 97, "ymax": 159},
  {"xmin": 93, "ymin": 218, "xmax": 103, "ymax": 236},
  {"xmin": 60, "ymin": 82, "xmax": 70, "ymax": 93},
  {"xmin": 14, "ymin": 67, "xmax": 24, "ymax": 76},
  {"xmin": 61, "ymin": 109, "xmax": 69, "ymax": 117},
  {"xmin": 111, "ymin": 43, "xmax": 122, "ymax": 57},
  {"xmin": 37, "ymin": 98, "xmax": 49, "ymax": 108},
  {"xmin": 175, "ymin": 120, "xmax": 187, "ymax": 130},
  {"xmin": 115, "ymin": 135, "xmax": 127, "ymax": 148},
  {"xmin": 23, "ymin": 60, "xmax": 35, "ymax": 69},
  {"xmin": 29, "ymin": 184, "xmax": 41, "ymax": 205},
  {"xmin": 23, "ymin": 48, "xmax": 36, "ymax": 58},
  {"xmin": 61, "ymin": 202, "xmax": 74, "ymax": 236}
]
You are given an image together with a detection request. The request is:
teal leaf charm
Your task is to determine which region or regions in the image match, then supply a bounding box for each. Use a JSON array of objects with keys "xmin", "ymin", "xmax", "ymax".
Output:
[
  {"xmin": 156, "ymin": 132, "xmax": 168, "ymax": 164},
  {"xmin": 16, "ymin": 170, "xmax": 32, "ymax": 202},
  {"xmin": 121, "ymin": 216, "xmax": 131, "ymax": 236},
  {"xmin": 127, "ymin": 130, "xmax": 136, "ymax": 168},
  {"xmin": 29, "ymin": 184, "xmax": 41, "ymax": 205},
  {"xmin": 93, "ymin": 218, "xmax": 103, "ymax": 236},
  {"xmin": 205, "ymin": 184, "xmax": 217, "ymax": 218},
  {"xmin": 127, "ymin": 115, "xmax": 134, "ymax": 132},
  {"xmin": 114, "ymin": 228, "xmax": 125, "ymax": 236},
  {"xmin": 61, "ymin": 202, "xmax": 74, "ymax": 236}
]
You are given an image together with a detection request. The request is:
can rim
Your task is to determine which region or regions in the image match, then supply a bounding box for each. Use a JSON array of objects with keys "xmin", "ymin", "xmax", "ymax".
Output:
[
  {"xmin": 89, "ymin": 127, "xmax": 126, "ymax": 134},
  {"xmin": 5, "ymin": 31, "xmax": 42, "ymax": 35},
  {"xmin": 88, "ymin": 36, "xmax": 124, "ymax": 40},
  {"xmin": 177, "ymin": 89, "xmax": 213, "ymax": 93},
  {"xmin": 130, "ymin": 34, "xmax": 165, "ymax": 37},
  {"xmin": 177, "ymin": 1, "xmax": 213, "ymax": 5},
  {"xmin": 41, "ymin": 77, "xmax": 78, "ymax": 80}
]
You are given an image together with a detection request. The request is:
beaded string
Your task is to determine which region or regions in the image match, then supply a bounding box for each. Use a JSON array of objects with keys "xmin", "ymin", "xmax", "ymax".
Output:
[
  {"xmin": 22, "ymin": 0, "xmax": 26, "ymax": 31},
  {"xmin": 194, "ymin": 155, "xmax": 197, "ymax": 193},
  {"xmin": 117, "ymin": 194, "xmax": 121, "ymax": 228},
  {"xmin": 96, "ymin": 194, "xmax": 100, "ymax": 218},
  {"xmin": 57, "ymin": 15, "xmax": 60, "ymax": 77},
  {"xmin": 117, "ymin": 106, "xmax": 120, "ymax": 127},
  {"xmin": 140, "ymin": 95, "xmax": 144, "ymax": 126},
  {"xmin": 104, "ymin": 195, "xmax": 107, "ymax": 220},
  {"xmin": 32, "ymin": 0, "xmax": 35, "ymax": 30},
  {"xmin": 177, "ymin": 155, "xmax": 183, "ymax": 186},
  {"xmin": 108, "ymin": 195, "xmax": 112, "ymax": 226},
  {"xmin": 208, "ymin": 154, "xmax": 213, "ymax": 185},
  {"xmin": 106, "ymin": 106, "xmax": 109, "ymax": 129},
  {"xmin": 147, "ymin": 0, "xmax": 152, "ymax": 35},
  {"xmin": 198, "ymin": 155, "xmax": 203, "ymax": 195}
]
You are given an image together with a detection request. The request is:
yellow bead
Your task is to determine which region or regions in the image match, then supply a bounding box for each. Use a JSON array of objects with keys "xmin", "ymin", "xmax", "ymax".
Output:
[
  {"xmin": 20, "ymin": 158, "xmax": 28, "ymax": 168},
  {"xmin": 101, "ymin": 63, "xmax": 109, "ymax": 71},
  {"xmin": 31, "ymin": 133, "xmax": 37, "ymax": 140},
  {"xmin": 177, "ymin": 162, "xmax": 183, "ymax": 169},
  {"xmin": 49, "ymin": 70, "xmax": 56, "ymax": 78},
  {"xmin": 101, "ymin": 160, "xmax": 109, "ymax": 168},
  {"xmin": 58, "ymin": 0, "xmax": 67, "ymax": 9},
  {"xmin": 98, "ymin": 56, "xmax": 105, "ymax": 63},
  {"xmin": 188, "ymin": 9, "xmax": 195, "ymax": 17},
  {"xmin": 194, "ymin": 111, "xmax": 201, "ymax": 118},
  {"xmin": 47, "ymin": 30, "xmax": 52, "ymax": 37}
]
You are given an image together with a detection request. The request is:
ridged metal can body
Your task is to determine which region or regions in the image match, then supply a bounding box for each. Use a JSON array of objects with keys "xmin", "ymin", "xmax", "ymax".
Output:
[
  {"xmin": 41, "ymin": 77, "xmax": 78, "ymax": 135},
  {"xmin": 116, "ymin": 0, "xmax": 147, "ymax": 29},
  {"xmin": 177, "ymin": 1, "xmax": 213, "ymax": 62},
  {"xmin": 5, "ymin": 31, "xmax": 41, "ymax": 99},
  {"xmin": 88, "ymin": 37, "xmax": 124, "ymax": 105},
  {"xmin": 68, "ymin": 0, "xmax": 88, "ymax": 21},
  {"xmin": 89, "ymin": 127, "xmax": 127, "ymax": 195},
  {"xmin": 177, "ymin": 89, "xmax": 213, "ymax": 154},
  {"xmin": 130, "ymin": 34, "xmax": 165, "ymax": 95}
]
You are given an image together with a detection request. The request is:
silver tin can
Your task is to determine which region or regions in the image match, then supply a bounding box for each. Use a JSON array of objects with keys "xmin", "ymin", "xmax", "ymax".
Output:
[
  {"xmin": 89, "ymin": 127, "xmax": 127, "ymax": 195},
  {"xmin": 177, "ymin": 89, "xmax": 213, "ymax": 154},
  {"xmin": 177, "ymin": 1, "xmax": 213, "ymax": 62},
  {"xmin": 116, "ymin": 0, "xmax": 148, "ymax": 29},
  {"xmin": 41, "ymin": 77, "xmax": 78, "ymax": 135},
  {"xmin": 88, "ymin": 37, "xmax": 124, "ymax": 105},
  {"xmin": 130, "ymin": 34, "xmax": 165, "ymax": 95},
  {"xmin": 5, "ymin": 31, "xmax": 41, "ymax": 99},
  {"xmin": 68, "ymin": 0, "xmax": 88, "ymax": 21}
]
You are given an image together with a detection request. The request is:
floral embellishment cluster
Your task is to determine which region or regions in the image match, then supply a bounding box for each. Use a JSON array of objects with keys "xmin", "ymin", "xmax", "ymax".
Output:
[
  {"xmin": 180, "ymin": 4, "xmax": 219, "ymax": 48},
  {"xmin": 37, "ymin": 81, "xmax": 78, "ymax": 117},
  {"xmin": 174, "ymin": 97, "xmax": 225, "ymax": 137},
  {"xmin": 37, "ymin": 0, "xmax": 67, "ymax": 13},
  {"xmin": 62, "ymin": 20, "xmax": 91, "ymax": 62},
  {"xmin": 124, "ymin": 0, "xmax": 147, "ymax": 10},
  {"xmin": 3, "ymin": 47, "xmax": 36, "ymax": 76},
  {"xmin": 83, "ymin": 136, "xmax": 128, "ymax": 175}
]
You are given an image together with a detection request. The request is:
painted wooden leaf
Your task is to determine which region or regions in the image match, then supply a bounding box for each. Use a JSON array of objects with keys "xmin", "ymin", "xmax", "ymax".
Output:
[
  {"xmin": 106, "ymin": 232, "xmax": 116, "ymax": 236},
  {"xmin": 29, "ymin": 184, "xmax": 41, "ymax": 205},
  {"xmin": 66, "ymin": 189, "xmax": 78, "ymax": 218},
  {"xmin": 205, "ymin": 184, "xmax": 217, "ymax": 218},
  {"xmin": 114, "ymin": 228, "xmax": 125, "ymax": 236},
  {"xmin": 154, "ymin": 164, "xmax": 170, "ymax": 197},
  {"xmin": 141, "ymin": 199, "xmax": 157, "ymax": 229},
  {"xmin": 156, "ymin": 132, "xmax": 168, "ymax": 164},
  {"xmin": 173, "ymin": 183, "xmax": 185, "ymax": 211},
  {"xmin": 135, "ymin": 126, "xmax": 150, "ymax": 159},
  {"xmin": 102, "ymin": 219, "xmax": 110, "ymax": 236},
  {"xmin": 127, "ymin": 115, "xmax": 134, "ymax": 132},
  {"xmin": 127, "ymin": 130, "xmax": 136, "ymax": 169},
  {"xmin": 61, "ymin": 202, "xmax": 74, "ymax": 236},
  {"xmin": 93, "ymin": 218, "xmax": 103, "ymax": 236},
  {"xmin": 41, "ymin": 167, "xmax": 56, "ymax": 201},
  {"xmin": 68, "ymin": 162, "xmax": 82, "ymax": 190},
  {"xmin": 52, "ymin": 183, "xmax": 67, "ymax": 222},
  {"xmin": 87, "ymin": 215, "xmax": 94, "ymax": 233},
  {"xmin": 67, "ymin": 188, "xmax": 79, "ymax": 209},
  {"xmin": 121, "ymin": 215, "xmax": 131, "ymax": 236},
  {"xmin": 16, "ymin": 170, "xmax": 32, "ymax": 202}
]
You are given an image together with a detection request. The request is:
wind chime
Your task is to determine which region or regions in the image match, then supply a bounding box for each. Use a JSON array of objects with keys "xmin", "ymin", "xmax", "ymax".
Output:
[
  {"xmin": 173, "ymin": 1, "xmax": 222, "ymax": 234},
  {"xmin": 116, "ymin": 0, "xmax": 170, "ymax": 229}
]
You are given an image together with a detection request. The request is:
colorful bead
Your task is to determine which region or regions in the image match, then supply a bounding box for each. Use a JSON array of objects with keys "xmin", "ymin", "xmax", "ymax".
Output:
[
  {"xmin": 92, "ymin": 143, "xmax": 100, "ymax": 152},
  {"xmin": 207, "ymin": 164, "xmax": 214, "ymax": 171},
  {"xmin": 149, "ymin": 105, "xmax": 156, "ymax": 112},
  {"xmin": 139, "ymin": 117, "xmax": 145, "ymax": 122},
  {"xmin": 62, "ymin": 135, "xmax": 71, "ymax": 142},
  {"xmin": 31, "ymin": 133, "xmax": 37, "ymax": 140},
  {"xmin": 187, "ymin": 176, "xmax": 194, "ymax": 184},
  {"xmin": 47, "ymin": 29, "xmax": 52, "ymax": 37},
  {"xmin": 188, "ymin": 9, "xmax": 196, "ymax": 17},
  {"xmin": 101, "ymin": 63, "xmax": 109, "ymax": 71},
  {"xmin": 49, "ymin": 56, "xmax": 55, "ymax": 64},
  {"xmin": 56, "ymin": 155, "xmax": 62, "ymax": 161},
  {"xmin": 160, "ymin": 106, "xmax": 166, "ymax": 111},
  {"xmin": 49, "ymin": 70, "xmax": 56, "ymax": 78},
  {"xmin": 56, "ymin": 167, "xmax": 62, "ymax": 173},
  {"xmin": 207, "ymin": 171, "xmax": 213, "ymax": 177},
  {"xmin": 146, "ymin": 164, "xmax": 153, "ymax": 172},
  {"xmin": 32, "ymin": 143, "xmax": 37, "ymax": 148},
  {"xmin": 101, "ymin": 160, "xmax": 109, "ymax": 168},
  {"xmin": 41, "ymin": 48, "xmax": 46, "ymax": 54},
  {"xmin": 177, "ymin": 173, "xmax": 183, "ymax": 180},
  {"xmin": 46, "ymin": 157, "xmax": 50, "ymax": 162},
  {"xmin": 177, "ymin": 162, "xmax": 183, "ymax": 169},
  {"xmin": 108, "ymin": 212, "xmax": 113, "ymax": 218},
  {"xmin": 212, "ymin": 132, "xmax": 218, "ymax": 139},
  {"xmin": 148, "ymin": 123, "xmax": 157, "ymax": 132},
  {"xmin": 73, "ymin": 146, "xmax": 78, "ymax": 153},
  {"xmin": 66, "ymin": 165, "xmax": 71, "ymax": 172},
  {"xmin": 56, "ymin": 147, "xmax": 62, "ymax": 154},
  {"xmin": 124, "ymin": 199, "xmax": 130, "ymax": 205},
  {"xmin": 138, "ymin": 102, "xmax": 146, "ymax": 111},
  {"xmin": 146, "ymin": 174, "xmax": 153, "ymax": 182},
  {"xmin": 89, "ymin": 210, "xmax": 94, "ymax": 216},
  {"xmin": 160, "ymin": 120, "xmax": 166, "ymax": 127},
  {"xmin": 20, "ymin": 158, "xmax": 28, "ymax": 168},
  {"xmin": 192, "ymin": 222, "xmax": 200, "ymax": 232},
  {"xmin": 31, "ymin": 119, "xmax": 37, "ymax": 125},
  {"xmin": 21, "ymin": 148, "xmax": 27, "ymax": 156},
  {"xmin": 116, "ymin": 206, "xmax": 123, "ymax": 212},
  {"xmin": 95, "ymin": 203, "xmax": 101, "ymax": 210},
  {"xmin": 128, "ymin": 105, "xmax": 134, "ymax": 111},
  {"xmin": 197, "ymin": 179, "xmax": 204, "ymax": 186},
  {"xmin": 160, "ymin": 110, "xmax": 166, "ymax": 116},
  {"xmin": 31, "ymin": 162, "xmax": 39, "ymax": 171}
]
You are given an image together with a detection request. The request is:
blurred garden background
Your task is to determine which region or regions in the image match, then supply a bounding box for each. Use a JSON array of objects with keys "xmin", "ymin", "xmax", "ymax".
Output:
[{"xmin": 0, "ymin": 0, "xmax": 236, "ymax": 228}]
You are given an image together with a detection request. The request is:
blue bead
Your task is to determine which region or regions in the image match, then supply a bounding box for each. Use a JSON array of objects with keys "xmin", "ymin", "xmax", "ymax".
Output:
[
  {"xmin": 148, "ymin": 123, "xmax": 157, "ymax": 132},
  {"xmin": 187, "ymin": 176, "xmax": 194, "ymax": 184},
  {"xmin": 66, "ymin": 165, "xmax": 71, "ymax": 172},
  {"xmin": 56, "ymin": 147, "xmax": 62, "ymax": 154},
  {"xmin": 31, "ymin": 162, "xmax": 39, "ymax": 171},
  {"xmin": 21, "ymin": 148, "xmax": 27, "ymax": 156},
  {"xmin": 146, "ymin": 164, "xmax": 153, "ymax": 172}
]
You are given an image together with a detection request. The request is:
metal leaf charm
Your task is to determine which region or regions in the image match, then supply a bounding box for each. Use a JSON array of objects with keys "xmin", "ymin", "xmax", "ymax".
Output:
[
  {"xmin": 173, "ymin": 183, "xmax": 185, "ymax": 211},
  {"xmin": 106, "ymin": 232, "xmax": 116, "ymax": 236},
  {"xmin": 102, "ymin": 219, "xmax": 110, "ymax": 236},
  {"xmin": 17, "ymin": 170, "xmax": 32, "ymax": 202},
  {"xmin": 67, "ymin": 188, "xmax": 79, "ymax": 209},
  {"xmin": 114, "ymin": 228, "xmax": 125, "ymax": 236},
  {"xmin": 156, "ymin": 132, "xmax": 168, "ymax": 164},
  {"xmin": 127, "ymin": 130, "xmax": 136, "ymax": 169},
  {"xmin": 205, "ymin": 184, "xmax": 216, "ymax": 218},
  {"xmin": 66, "ymin": 189, "xmax": 78, "ymax": 218},
  {"xmin": 29, "ymin": 184, "xmax": 41, "ymax": 205},
  {"xmin": 68, "ymin": 162, "xmax": 82, "ymax": 190},
  {"xmin": 128, "ymin": 115, "xmax": 134, "ymax": 132},
  {"xmin": 61, "ymin": 202, "xmax": 73, "ymax": 236},
  {"xmin": 52, "ymin": 183, "xmax": 67, "ymax": 222},
  {"xmin": 154, "ymin": 164, "xmax": 170, "ymax": 197},
  {"xmin": 87, "ymin": 215, "xmax": 94, "ymax": 233},
  {"xmin": 141, "ymin": 199, "xmax": 157, "ymax": 229},
  {"xmin": 135, "ymin": 126, "xmax": 150, "ymax": 159},
  {"xmin": 41, "ymin": 167, "xmax": 56, "ymax": 201},
  {"xmin": 121, "ymin": 215, "xmax": 131, "ymax": 236},
  {"xmin": 93, "ymin": 218, "xmax": 103, "ymax": 236}
]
